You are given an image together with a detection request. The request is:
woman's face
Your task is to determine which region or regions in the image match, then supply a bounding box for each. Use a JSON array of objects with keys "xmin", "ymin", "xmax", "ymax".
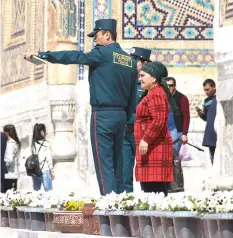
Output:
[
  {"xmin": 139, "ymin": 70, "xmax": 156, "ymax": 90},
  {"xmin": 40, "ymin": 130, "xmax": 45, "ymax": 138}
]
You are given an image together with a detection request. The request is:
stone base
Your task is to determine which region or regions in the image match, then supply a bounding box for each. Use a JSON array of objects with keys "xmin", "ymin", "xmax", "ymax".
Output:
[{"xmin": 0, "ymin": 228, "xmax": 134, "ymax": 238}]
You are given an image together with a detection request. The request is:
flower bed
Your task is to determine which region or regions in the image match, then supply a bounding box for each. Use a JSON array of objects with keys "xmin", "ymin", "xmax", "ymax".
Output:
[
  {"xmin": 0, "ymin": 189, "xmax": 97, "ymax": 233},
  {"xmin": 2, "ymin": 189, "xmax": 233, "ymax": 237}
]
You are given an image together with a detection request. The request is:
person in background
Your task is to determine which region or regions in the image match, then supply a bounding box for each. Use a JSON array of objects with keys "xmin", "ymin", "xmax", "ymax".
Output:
[
  {"xmin": 3, "ymin": 125, "xmax": 21, "ymax": 192},
  {"xmin": 122, "ymin": 47, "xmax": 151, "ymax": 192},
  {"xmin": 135, "ymin": 62, "xmax": 178, "ymax": 196},
  {"xmin": 31, "ymin": 123, "xmax": 54, "ymax": 191},
  {"xmin": 166, "ymin": 77, "xmax": 190, "ymax": 154},
  {"xmin": 1, "ymin": 132, "xmax": 7, "ymax": 193},
  {"xmin": 196, "ymin": 79, "xmax": 217, "ymax": 164}
]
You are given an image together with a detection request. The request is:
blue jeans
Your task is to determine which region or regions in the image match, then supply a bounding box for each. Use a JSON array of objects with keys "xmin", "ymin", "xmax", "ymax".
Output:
[{"xmin": 32, "ymin": 170, "xmax": 53, "ymax": 191}]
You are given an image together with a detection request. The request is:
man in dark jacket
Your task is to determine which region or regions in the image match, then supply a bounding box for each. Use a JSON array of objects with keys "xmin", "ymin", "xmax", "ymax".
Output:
[
  {"xmin": 196, "ymin": 79, "xmax": 217, "ymax": 164},
  {"xmin": 1, "ymin": 132, "xmax": 7, "ymax": 193},
  {"xmin": 166, "ymin": 77, "xmax": 190, "ymax": 193},
  {"xmin": 166, "ymin": 77, "xmax": 190, "ymax": 153}
]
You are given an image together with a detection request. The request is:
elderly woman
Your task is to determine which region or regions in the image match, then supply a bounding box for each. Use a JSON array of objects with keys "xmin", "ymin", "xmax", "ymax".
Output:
[{"xmin": 134, "ymin": 61, "xmax": 177, "ymax": 196}]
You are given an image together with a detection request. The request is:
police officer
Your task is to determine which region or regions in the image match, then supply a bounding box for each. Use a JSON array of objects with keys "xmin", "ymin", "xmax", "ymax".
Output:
[
  {"xmin": 122, "ymin": 47, "xmax": 151, "ymax": 192},
  {"xmin": 25, "ymin": 19, "xmax": 137, "ymax": 196}
]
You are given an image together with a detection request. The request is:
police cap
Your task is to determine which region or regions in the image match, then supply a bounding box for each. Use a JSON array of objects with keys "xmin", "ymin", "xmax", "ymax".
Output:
[
  {"xmin": 130, "ymin": 47, "xmax": 152, "ymax": 62},
  {"xmin": 88, "ymin": 19, "xmax": 117, "ymax": 37}
]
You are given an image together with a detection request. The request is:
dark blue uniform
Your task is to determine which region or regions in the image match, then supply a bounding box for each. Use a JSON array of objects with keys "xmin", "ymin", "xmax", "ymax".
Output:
[{"xmin": 38, "ymin": 43, "xmax": 137, "ymax": 195}]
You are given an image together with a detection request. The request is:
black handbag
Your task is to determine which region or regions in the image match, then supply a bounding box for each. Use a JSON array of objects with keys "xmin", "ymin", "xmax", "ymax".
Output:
[{"xmin": 25, "ymin": 141, "xmax": 46, "ymax": 177}]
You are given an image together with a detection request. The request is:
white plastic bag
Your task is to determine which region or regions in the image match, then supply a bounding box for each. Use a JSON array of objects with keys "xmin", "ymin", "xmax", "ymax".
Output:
[{"xmin": 179, "ymin": 144, "xmax": 193, "ymax": 161}]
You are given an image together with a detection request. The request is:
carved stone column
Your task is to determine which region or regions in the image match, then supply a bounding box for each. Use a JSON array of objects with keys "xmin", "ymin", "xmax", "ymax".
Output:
[
  {"xmin": 50, "ymin": 98, "xmax": 76, "ymax": 161},
  {"xmin": 49, "ymin": 85, "xmax": 78, "ymax": 192},
  {"xmin": 47, "ymin": 0, "xmax": 79, "ymax": 192}
]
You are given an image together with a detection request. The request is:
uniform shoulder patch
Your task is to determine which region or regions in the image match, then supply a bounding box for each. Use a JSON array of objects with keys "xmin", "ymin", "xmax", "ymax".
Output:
[{"xmin": 113, "ymin": 52, "xmax": 132, "ymax": 68}]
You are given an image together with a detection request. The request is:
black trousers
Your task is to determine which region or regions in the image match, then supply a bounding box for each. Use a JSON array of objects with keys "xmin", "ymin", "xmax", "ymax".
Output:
[
  {"xmin": 140, "ymin": 182, "xmax": 169, "ymax": 196},
  {"xmin": 2, "ymin": 179, "xmax": 17, "ymax": 192}
]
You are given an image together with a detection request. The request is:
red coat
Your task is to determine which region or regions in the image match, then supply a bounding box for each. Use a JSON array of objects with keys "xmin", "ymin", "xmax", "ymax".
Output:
[{"xmin": 134, "ymin": 85, "xmax": 174, "ymax": 182}]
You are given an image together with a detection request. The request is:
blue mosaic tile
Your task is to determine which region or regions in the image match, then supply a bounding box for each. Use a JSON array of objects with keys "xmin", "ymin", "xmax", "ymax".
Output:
[{"xmin": 123, "ymin": 0, "xmax": 214, "ymax": 40}]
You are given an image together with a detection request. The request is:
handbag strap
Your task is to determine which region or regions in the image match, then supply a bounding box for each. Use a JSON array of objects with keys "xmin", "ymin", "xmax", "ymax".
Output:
[
  {"xmin": 37, "ymin": 140, "xmax": 45, "ymax": 154},
  {"xmin": 38, "ymin": 140, "xmax": 47, "ymax": 171},
  {"xmin": 40, "ymin": 157, "xmax": 47, "ymax": 172}
]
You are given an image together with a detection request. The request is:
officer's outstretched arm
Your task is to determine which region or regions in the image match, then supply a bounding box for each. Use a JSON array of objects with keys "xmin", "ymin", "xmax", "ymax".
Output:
[
  {"xmin": 38, "ymin": 49, "xmax": 102, "ymax": 66},
  {"xmin": 126, "ymin": 70, "xmax": 137, "ymax": 121}
]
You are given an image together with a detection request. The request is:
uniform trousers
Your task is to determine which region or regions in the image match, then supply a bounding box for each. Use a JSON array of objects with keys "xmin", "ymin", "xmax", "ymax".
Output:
[
  {"xmin": 122, "ymin": 126, "xmax": 136, "ymax": 192},
  {"xmin": 90, "ymin": 110, "xmax": 126, "ymax": 195}
]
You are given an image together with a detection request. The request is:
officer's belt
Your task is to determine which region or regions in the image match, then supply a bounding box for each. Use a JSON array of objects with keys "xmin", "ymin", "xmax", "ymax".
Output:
[
  {"xmin": 92, "ymin": 106, "xmax": 125, "ymax": 112},
  {"xmin": 125, "ymin": 125, "xmax": 134, "ymax": 133}
]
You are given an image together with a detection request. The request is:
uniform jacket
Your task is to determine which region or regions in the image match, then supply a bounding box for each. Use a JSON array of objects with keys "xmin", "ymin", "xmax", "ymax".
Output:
[
  {"xmin": 134, "ymin": 85, "xmax": 174, "ymax": 182},
  {"xmin": 127, "ymin": 82, "xmax": 145, "ymax": 126},
  {"xmin": 202, "ymin": 96, "xmax": 217, "ymax": 147},
  {"xmin": 4, "ymin": 139, "xmax": 20, "ymax": 179},
  {"xmin": 39, "ymin": 43, "xmax": 138, "ymax": 120},
  {"xmin": 32, "ymin": 140, "xmax": 53, "ymax": 172}
]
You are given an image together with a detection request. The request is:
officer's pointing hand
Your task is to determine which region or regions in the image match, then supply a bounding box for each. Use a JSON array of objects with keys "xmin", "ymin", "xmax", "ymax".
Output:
[
  {"xmin": 21, "ymin": 52, "xmax": 38, "ymax": 61},
  {"xmin": 139, "ymin": 139, "xmax": 148, "ymax": 155}
]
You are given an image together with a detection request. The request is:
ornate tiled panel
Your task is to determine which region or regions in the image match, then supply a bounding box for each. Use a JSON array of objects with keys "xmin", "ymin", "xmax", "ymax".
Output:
[
  {"xmin": 83, "ymin": 0, "xmax": 215, "ymax": 77},
  {"xmin": 123, "ymin": 0, "xmax": 214, "ymax": 40}
]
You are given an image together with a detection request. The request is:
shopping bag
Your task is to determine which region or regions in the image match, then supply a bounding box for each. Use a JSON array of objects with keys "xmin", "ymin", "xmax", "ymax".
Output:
[{"xmin": 179, "ymin": 144, "xmax": 193, "ymax": 161}]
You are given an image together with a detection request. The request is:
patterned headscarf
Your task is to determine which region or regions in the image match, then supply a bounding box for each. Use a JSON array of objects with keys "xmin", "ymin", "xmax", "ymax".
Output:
[{"xmin": 140, "ymin": 61, "xmax": 179, "ymax": 115}]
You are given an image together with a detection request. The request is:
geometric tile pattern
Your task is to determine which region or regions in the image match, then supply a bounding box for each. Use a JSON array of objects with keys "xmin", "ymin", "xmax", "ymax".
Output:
[
  {"xmin": 12, "ymin": 0, "xmax": 26, "ymax": 35},
  {"xmin": 94, "ymin": 0, "xmax": 111, "ymax": 20},
  {"xmin": 1, "ymin": 0, "xmax": 31, "ymax": 86},
  {"xmin": 123, "ymin": 0, "xmax": 214, "ymax": 40},
  {"xmin": 60, "ymin": 0, "xmax": 76, "ymax": 37},
  {"xmin": 125, "ymin": 47, "xmax": 215, "ymax": 68},
  {"xmin": 52, "ymin": 0, "xmax": 76, "ymax": 38},
  {"xmin": 220, "ymin": 0, "xmax": 233, "ymax": 27},
  {"xmin": 3, "ymin": 0, "xmax": 27, "ymax": 49},
  {"xmin": 151, "ymin": 48, "xmax": 215, "ymax": 67}
]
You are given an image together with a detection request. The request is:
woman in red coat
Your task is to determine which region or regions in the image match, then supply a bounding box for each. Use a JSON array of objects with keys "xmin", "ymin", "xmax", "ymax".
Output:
[{"xmin": 134, "ymin": 61, "xmax": 176, "ymax": 196}]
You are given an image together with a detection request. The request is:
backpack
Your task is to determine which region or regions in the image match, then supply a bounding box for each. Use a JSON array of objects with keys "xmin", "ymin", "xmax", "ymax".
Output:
[{"xmin": 25, "ymin": 140, "xmax": 47, "ymax": 177}]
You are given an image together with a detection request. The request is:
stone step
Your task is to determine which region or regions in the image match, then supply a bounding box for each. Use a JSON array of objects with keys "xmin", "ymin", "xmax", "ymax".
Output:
[{"xmin": 0, "ymin": 228, "xmax": 135, "ymax": 238}]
